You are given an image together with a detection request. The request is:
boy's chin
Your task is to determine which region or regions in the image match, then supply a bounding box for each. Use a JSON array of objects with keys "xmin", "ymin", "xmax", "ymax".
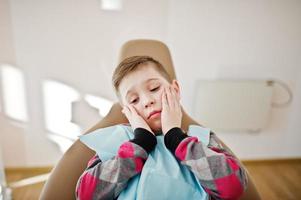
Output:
[
  {"xmin": 152, "ymin": 129, "xmax": 163, "ymax": 135},
  {"xmin": 150, "ymin": 125, "xmax": 162, "ymax": 135},
  {"xmin": 148, "ymin": 119, "xmax": 162, "ymax": 135}
]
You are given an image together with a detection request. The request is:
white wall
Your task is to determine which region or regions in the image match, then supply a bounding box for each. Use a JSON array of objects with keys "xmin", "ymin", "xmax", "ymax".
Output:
[
  {"xmin": 0, "ymin": 0, "xmax": 28, "ymax": 166},
  {"xmin": 0, "ymin": 0, "xmax": 300, "ymax": 167},
  {"xmin": 166, "ymin": 0, "xmax": 301, "ymax": 160}
]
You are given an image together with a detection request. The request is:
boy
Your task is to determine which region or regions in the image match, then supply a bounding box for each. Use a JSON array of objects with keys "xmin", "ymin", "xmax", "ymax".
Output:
[{"xmin": 76, "ymin": 56, "xmax": 248, "ymax": 200}]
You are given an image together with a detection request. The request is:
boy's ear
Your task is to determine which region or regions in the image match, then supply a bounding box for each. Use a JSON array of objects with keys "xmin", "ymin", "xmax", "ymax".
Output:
[{"xmin": 171, "ymin": 79, "xmax": 181, "ymax": 99}]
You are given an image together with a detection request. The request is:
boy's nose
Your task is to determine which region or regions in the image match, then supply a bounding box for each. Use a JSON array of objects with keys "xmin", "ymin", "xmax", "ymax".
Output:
[
  {"xmin": 144, "ymin": 101, "xmax": 154, "ymax": 108},
  {"xmin": 143, "ymin": 96, "xmax": 155, "ymax": 108}
]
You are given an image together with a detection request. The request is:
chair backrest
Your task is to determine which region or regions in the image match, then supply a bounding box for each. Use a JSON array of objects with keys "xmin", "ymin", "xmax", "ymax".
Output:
[{"xmin": 119, "ymin": 39, "xmax": 177, "ymax": 79}]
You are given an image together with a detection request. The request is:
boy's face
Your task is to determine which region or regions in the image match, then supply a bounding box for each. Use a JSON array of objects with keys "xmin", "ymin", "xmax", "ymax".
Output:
[{"xmin": 118, "ymin": 63, "xmax": 180, "ymax": 132}]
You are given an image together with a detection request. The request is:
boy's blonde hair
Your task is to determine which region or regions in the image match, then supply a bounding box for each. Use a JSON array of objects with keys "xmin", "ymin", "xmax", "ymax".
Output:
[{"xmin": 112, "ymin": 56, "xmax": 172, "ymax": 95}]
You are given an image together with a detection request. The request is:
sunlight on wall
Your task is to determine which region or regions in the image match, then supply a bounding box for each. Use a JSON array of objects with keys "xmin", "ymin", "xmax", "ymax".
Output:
[
  {"xmin": 101, "ymin": 0, "xmax": 122, "ymax": 10},
  {"xmin": 42, "ymin": 80, "xmax": 115, "ymax": 153},
  {"xmin": 84, "ymin": 94, "xmax": 113, "ymax": 117},
  {"xmin": 70, "ymin": 94, "xmax": 113, "ymax": 131},
  {"xmin": 47, "ymin": 134, "xmax": 74, "ymax": 153},
  {"xmin": 0, "ymin": 64, "xmax": 28, "ymax": 122},
  {"xmin": 42, "ymin": 80, "xmax": 81, "ymax": 140},
  {"xmin": 70, "ymin": 98, "xmax": 101, "ymax": 131}
]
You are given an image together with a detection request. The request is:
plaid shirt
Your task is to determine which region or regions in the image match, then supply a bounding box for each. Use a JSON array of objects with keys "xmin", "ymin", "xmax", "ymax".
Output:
[{"xmin": 76, "ymin": 127, "xmax": 248, "ymax": 200}]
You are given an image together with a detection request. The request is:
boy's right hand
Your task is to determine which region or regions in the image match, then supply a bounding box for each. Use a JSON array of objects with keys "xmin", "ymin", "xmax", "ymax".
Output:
[{"xmin": 122, "ymin": 105, "xmax": 154, "ymax": 135}]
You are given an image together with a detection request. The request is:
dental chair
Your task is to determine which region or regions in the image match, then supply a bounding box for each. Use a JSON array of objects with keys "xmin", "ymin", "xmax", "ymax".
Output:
[{"xmin": 40, "ymin": 39, "xmax": 261, "ymax": 200}]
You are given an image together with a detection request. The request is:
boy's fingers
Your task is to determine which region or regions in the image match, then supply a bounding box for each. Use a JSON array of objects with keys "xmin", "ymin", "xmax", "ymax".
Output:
[
  {"xmin": 128, "ymin": 105, "xmax": 138, "ymax": 115},
  {"xmin": 162, "ymin": 88, "xmax": 168, "ymax": 108},
  {"xmin": 170, "ymin": 87, "xmax": 176, "ymax": 105},
  {"xmin": 121, "ymin": 106, "xmax": 126, "ymax": 113},
  {"xmin": 171, "ymin": 87, "xmax": 180, "ymax": 108},
  {"xmin": 167, "ymin": 86, "xmax": 176, "ymax": 108},
  {"xmin": 166, "ymin": 86, "xmax": 172, "ymax": 106},
  {"xmin": 122, "ymin": 106, "xmax": 128, "ymax": 115},
  {"xmin": 176, "ymin": 88, "xmax": 181, "ymax": 102},
  {"xmin": 124, "ymin": 105, "xmax": 134, "ymax": 116}
]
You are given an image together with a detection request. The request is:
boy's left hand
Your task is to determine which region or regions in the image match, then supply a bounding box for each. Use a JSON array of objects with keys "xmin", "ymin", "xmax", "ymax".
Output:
[
  {"xmin": 122, "ymin": 104, "xmax": 154, "ymax": 134},
  {"xmin": 161, "ymin": 86, "xmax": 182, "ymax": 135}
]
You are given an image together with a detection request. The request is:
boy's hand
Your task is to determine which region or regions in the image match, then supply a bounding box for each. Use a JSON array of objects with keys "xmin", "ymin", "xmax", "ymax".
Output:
[
  {"xmin": 161, "ymin": 86, "xmax": 182, "ymax": 134},
  {"xmin": 122, "ymin": 104, "xmax": 154, "ymax": 135}
]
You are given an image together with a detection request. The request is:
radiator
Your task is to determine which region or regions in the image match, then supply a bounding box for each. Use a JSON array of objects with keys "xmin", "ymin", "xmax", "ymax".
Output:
[{"xmin": 193, "ymin": 80, "xmax": 273, "ymax": 132}]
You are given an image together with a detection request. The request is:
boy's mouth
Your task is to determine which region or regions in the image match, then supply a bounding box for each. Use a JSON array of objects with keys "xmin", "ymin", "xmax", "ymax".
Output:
[{"xmin": 148, "ymin": 110, "xmax": 161, "ymax": 119}]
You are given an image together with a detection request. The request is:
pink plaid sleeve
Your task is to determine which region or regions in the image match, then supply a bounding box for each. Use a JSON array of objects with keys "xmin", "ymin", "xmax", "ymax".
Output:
[
  {"xmin": 175, "ymin": 132, "xmax": 248, "ymax": 200},
  {"xmin": 75, "ymin": 141, "xmax": 148, "ymax": 200}
]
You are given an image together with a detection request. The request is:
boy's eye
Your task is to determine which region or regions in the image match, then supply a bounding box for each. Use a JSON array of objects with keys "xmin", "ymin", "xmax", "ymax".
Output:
[
  {"xmin": 150, "ymin": 86, "xmax": 160, "ymax": 92},
  {"xmin": 130, "ymin": 98, "xmax": 138, "ymax": 104}
]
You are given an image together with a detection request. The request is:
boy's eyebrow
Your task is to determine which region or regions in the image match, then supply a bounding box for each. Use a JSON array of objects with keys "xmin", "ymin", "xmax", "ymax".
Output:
[{"xmin": 125, "ymin": 78, "xmax": 159, "ymax": 98}]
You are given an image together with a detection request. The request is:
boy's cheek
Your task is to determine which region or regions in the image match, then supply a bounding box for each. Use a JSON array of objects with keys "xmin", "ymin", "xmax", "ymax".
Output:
[
  {"xmin": 133, "ymin": 106, "xmax": 144, "ymax": 117},
  {"xmin": 159, "ymin": 90, "xmax": 165, "ymax": 101}
]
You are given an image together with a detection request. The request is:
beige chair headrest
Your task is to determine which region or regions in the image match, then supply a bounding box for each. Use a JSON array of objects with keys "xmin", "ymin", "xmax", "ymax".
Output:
[{"xmin": 119, "ymin": 39, "xmax": 177, "ymax": 80}]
